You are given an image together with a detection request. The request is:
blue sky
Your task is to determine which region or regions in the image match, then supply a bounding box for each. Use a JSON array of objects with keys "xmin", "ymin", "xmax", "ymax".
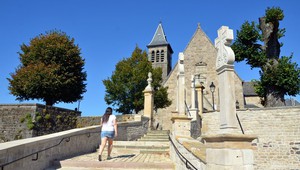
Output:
[{"xmin": 1, "ymin": 0, "xmax": 299, "ymax": 116}]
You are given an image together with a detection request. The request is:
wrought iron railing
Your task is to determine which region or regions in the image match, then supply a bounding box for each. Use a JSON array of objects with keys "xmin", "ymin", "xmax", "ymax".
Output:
[
  {"xmin": 0, "ymin": 131, "xmax": 100, "ymax": 170},
  {"xmin": 185, "ymin": 101, "xmax": 191, "ymax": 116},
  {"xmin": 236, "ymin": 114, "xmax": 245, "ymax": 134},
  {"xmin": 168, "ymin": 134, "xmax": 200, "ymax": 170}
]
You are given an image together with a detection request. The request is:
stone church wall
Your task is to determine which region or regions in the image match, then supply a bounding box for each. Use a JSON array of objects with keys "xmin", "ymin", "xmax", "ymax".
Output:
[
  {"xmin": 155, "ymin": 26, "xmax": 245, "ymax": 131},
  {"xmin": 155, "ymin": 64, "xmax": 179, "ymax": 130},
  {"xmin": 201, "ymin": 106, "xmax": 300, "ymax": 169}
]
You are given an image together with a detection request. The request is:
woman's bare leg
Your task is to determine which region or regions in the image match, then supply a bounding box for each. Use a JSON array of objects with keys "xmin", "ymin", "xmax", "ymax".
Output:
[
  {"xmin": 99, "ymin": 137, "xmax": 108, "ymax": 156},
  {"xmin": 107, "ymin": 138, "xmax": 114, "ymax": 157}
]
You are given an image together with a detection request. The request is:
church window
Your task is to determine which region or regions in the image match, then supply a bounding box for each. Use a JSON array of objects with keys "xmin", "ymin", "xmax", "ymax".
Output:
[
  {"xmin": 161, "ymin": 50, "xmax": 164, "ymax": 62},
  {"xmin": 156, "ymin": 50, "xmax": 160, "ymax": 62},
  {"xmin": 151, "ymin": 51, "xmax": 155, "ymax": 62}
]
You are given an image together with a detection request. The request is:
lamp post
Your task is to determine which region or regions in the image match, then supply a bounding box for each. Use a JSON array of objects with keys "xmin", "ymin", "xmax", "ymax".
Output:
[
  {"xmin": 210, "ymin": 82, "xmax": 215, "ymax": 111},
  {"xmin": 77, "ymin": 100, "xmax": 81, "ymax": 111}
]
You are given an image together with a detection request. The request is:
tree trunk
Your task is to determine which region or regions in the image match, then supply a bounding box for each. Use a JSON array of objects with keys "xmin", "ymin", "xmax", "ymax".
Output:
[
  {"xmin": 264, "ymin": 87, "xmax": 285, "ymax": 107},
  {"xmin": 259, "ymin": 17, "xmax": 285, "ymax": 107},
  {"xmin": 259, "ymin": 17, "xmax": 281, "ymax": 59}
]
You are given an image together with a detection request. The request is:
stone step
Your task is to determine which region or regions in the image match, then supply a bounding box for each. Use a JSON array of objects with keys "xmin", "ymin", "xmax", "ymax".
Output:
[
  {"xmin": 144, "ymin": 133, "xmax": 169, "ymax": 136},
  {"xmin": 146, "ymin": 130, "xmax": 169, "ymax": 135},
  {"xmin": 46, "ymin": 131, "xmax": 173, "ymax": 170},
  {"xmin": 114, "ymin": 140, "xmax": 169, "ymax": 146},
  {"xmin": 113, "ymin": 145, "xmax": 169, "ymax": 150},
  {"xmin": 138, "ymin": 138, "xmax": 169, "ymax": 142},
  {"xmin": 101, "ymin": 140, "xmax": 170, "ymax": 155},
  {"xmin": 142, "ymin": 136, "xmax": 169, "ymax": 140},
  {"xmin": 47, "ymin": 153, "xmax": 175, "ymax": 170},
  {"xmin": 48, "ymin": 161, "xmax": 175, "ymax": 170}
]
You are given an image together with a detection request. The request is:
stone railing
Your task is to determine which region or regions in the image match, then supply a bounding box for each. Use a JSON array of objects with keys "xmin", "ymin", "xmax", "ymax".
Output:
[{"xmin": 0, "ymin": 115, "xmax": 149, "ymax": 170}]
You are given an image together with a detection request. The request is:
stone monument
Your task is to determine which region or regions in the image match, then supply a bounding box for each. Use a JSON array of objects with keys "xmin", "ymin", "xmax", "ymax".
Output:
[
  {"xmin": 143, "ymin": 72, "xmax": 154, "ymax": 128},
  {"xmin": 202, "ymin": 26, "xmax": 257, "ymax": 170},
  {"xmin": 215, "ymin": 26, "xmax": 238, "ymax": 132}
]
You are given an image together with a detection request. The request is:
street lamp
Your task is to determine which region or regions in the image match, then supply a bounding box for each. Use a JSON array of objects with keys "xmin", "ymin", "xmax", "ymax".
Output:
[{"xmin": 210, "ymin": 82, "xmax": 215, "ymax": 111}]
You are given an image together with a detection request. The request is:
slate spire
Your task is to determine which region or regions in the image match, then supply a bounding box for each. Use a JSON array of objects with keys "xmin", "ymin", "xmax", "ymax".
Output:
[{"xmin": 148, "ymin": 22, "xmax": 170, "ymax": 47}]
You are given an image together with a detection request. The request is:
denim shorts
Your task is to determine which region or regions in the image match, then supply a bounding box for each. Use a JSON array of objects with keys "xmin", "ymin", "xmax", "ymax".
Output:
[{"xmin": 101, "ymin": 131, "xmax": 115, "ymax": 139}]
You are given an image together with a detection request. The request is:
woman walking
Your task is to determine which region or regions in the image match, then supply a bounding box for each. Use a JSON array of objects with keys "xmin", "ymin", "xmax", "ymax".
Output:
[{"xmin": 98, "ymin": 107, "xmax": 118, "ymax": 161}]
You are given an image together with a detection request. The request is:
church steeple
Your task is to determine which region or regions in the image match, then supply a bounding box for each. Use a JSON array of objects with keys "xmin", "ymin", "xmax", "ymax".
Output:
[
  {"xmin": 147, "ymin": 22, "xmax": 173, "ymax": 82},
  {"xmin": 148, "ymin": 22, "xmax": 169, "ymax": 47}
]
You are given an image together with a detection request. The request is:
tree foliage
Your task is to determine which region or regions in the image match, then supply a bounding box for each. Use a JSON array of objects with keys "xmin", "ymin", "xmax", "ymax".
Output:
[
  {"xmin": 103, "ymin": 46, "xmax": 171, "ymax": 114},
  {"xmin": 232, "ymin": 7, "xmax": 300, "ymax": 107},
  {"xmin": 8, "ymin": 30, "xmax": 87, "ymax": 106}
]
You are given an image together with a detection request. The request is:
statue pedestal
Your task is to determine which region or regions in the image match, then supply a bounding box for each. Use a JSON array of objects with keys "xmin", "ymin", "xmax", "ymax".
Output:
[
  {"xmin": 202, "ymin": 134, "xmax": 257, "ymax": 170},
  {"xmin": 171, "ymin": 114, "xmax": 192, "ymax": 137}
]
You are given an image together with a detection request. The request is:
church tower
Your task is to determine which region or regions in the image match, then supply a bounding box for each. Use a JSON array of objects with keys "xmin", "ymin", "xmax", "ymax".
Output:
[{"xmin": 147, "ymin": 22, "xmax": 173, "ymax": 82}]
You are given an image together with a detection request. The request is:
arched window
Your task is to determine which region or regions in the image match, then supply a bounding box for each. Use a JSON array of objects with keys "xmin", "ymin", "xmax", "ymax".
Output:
[
  {"xmin": 151, "ymin": 51, "xmax": 155, "ymax": 62},
  {"xmin": 160, "ymin": 50, "xmax": 164, "ymax": 62},
  {"xmin": 156, "ymin": 50, "xmax": 160, "ymax": 62}
]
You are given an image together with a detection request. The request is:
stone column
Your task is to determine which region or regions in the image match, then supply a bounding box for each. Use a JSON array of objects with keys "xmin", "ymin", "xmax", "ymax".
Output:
[
  {"xmin": 195, "ymin": 75, "xmax": 205, "ymax": 118},
  {"xmin": 202, "ymin": 26, "xmax": 257, "ymax": 170},
  {"xmin": 177, "ymin": 52, "xmax": 185, "ymax": 115},
  {"xmin": 189, "ymin": 75, "xmax": 198, "ymax": 121},
  {"xmin": 214, "ymin": 26, "xmax": 238, "ymax": 132},
  {"xmin": 171, "ymin": 52, "xmax": 192, "ymax": 137},
  {"xmin": 143, "ymin": 72, "xmax": 154, "ymax": 128}
]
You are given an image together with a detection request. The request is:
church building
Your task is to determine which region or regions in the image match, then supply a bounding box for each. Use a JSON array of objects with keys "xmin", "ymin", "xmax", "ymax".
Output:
[{"xmin": 147, "ymin": 23, "xmax": 245, "ymax": 130}]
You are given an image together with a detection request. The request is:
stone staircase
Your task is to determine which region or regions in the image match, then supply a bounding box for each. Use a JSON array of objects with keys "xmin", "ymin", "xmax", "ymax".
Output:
[{"xmin": 46, "ymin": 130, "xmax": 175, "ymax": 170}]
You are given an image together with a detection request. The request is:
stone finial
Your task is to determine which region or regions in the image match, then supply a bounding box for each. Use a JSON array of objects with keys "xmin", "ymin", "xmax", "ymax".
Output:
[
  {"xmin": 145, "ymin": 72, "xmax": 153, "ymax": 91},
  {"xmin": 197, "ymin": 23, "xmax": 201, "ymax": 29},
  {"xmin": 215, "ymin": 26, "xmax": 235, "ymax": 69},
  {"xmin": 178, "ymin": 52, "xmax": 184, "ymax": 74}
]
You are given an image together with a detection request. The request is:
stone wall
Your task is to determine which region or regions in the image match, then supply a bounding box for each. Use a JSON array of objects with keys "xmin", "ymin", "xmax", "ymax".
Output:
[
  {"xmin": 0, "ymin": 126, "xmax": 101, "ymax": 170},
  {"xmin": 0, "ymin": 104, "xmax": 80, "ymax": 143},
  {"xmin": 115, "ymin": 116, "xmax": 149, "ymax": 141},
  {"xmin": 77, "ymin": 114, "xmax": 142, "ymax": 128},
  {"xmin": 0, "ymin": 116, "xmax": 149, "ymax": 170},
  {"xmin": 244, "ymin": 96, "xmax": 264, "ymax": 108},
  {"xmin": 201, "ymin": 106, "xmax": 300, "ymax": 169}
]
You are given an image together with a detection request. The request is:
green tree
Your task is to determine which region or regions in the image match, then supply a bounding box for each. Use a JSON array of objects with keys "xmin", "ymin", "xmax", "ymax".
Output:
[
  {"xmin": 8, "ymin": 30, "xmax": 87, "ymax": 106},
  {"xmin": 232, "ymin": 7, "xmax": 300, "ymax": 107},
  {"xmin": 103, "ymin": 46, "xmax": 171, "ymax": 114}
]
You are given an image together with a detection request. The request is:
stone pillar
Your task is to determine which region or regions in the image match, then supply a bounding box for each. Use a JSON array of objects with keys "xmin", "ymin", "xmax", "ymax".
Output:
[
  {"xmin": 177, "ymin": 52, "xmax": 185, "ymax": 115},
  {"xmin": 143, "ymin": 72, "xmax": 154, "ymax": 128},
  {"xmin": 204, "ymin": 134, "xmax": 257, "ymax": 170},
  {"xmin": 202, "ymin": 26, "xmax": 257, "ymax": 170},
  {"xmin": 171, "ymin": 52, "xmax": 192, "ymax": 137},
  {"xmin": 195, "ymin": 75, "xmax": 205, "ymax": 118},
  {"xmin": 171, "ymin": 116, "xmax": 192, "ymax": 137},
  {"xmin": 189, "ymin": 75, "xmax": 198, "ymax": 121},
  {"xmin": 214, "ymin": 26, "xmax": 238, "ymax": 132}
]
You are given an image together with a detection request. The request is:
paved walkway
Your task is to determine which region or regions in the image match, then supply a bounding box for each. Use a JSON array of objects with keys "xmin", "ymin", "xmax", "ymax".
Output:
[
  {"xmin": 48, "ymin": 148, "xmax": 175, "ymax": 170},
  {"xmin": 47, "ymin": 131, "xmax": 175, "ymax": 170}
]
